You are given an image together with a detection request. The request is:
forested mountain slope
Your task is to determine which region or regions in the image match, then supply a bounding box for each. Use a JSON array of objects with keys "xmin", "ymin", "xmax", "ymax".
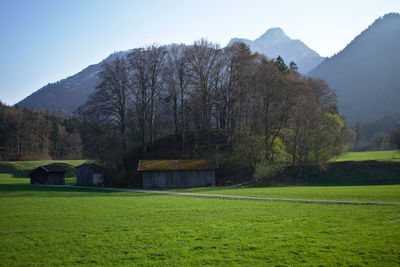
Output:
[
  {"xmin": 309, "ymin": 13, "xmax": 400, "ymax": 122},
  {"xmin": 16, "ymin": 52, "xmax": 129, "ymax": 114}
]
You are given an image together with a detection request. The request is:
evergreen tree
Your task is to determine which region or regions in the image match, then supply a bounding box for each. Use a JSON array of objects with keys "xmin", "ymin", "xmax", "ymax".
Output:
[
  {"xmin": 289, "ymin": 61, "xmax": 298, "ymax": 74},
  {"xmin": 275, "ymin": 56, "xmax": 289, "ymax": 73}
]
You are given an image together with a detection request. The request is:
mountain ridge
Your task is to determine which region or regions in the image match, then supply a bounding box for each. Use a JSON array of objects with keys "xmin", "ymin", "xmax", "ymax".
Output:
[
  {"xmin": 18, "ymin": 28, "xmax": 321, "ymax": 113},
  {"xmin": 15, "ymin": 51, "xmax": 130, "ymax": 114}
]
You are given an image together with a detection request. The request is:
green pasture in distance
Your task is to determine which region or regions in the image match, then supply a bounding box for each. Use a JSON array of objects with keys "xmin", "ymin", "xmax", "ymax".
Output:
[
  {"xmin": 0, "ymin": 184, "xmax": 399, "ymax": 266},
  {"xmin": 0, "ymin": 160, "xmax": 89, "ymax": 184},
  {"xmin": 335, "ymin": 150, "xmax": 400, "ymax": 162}
]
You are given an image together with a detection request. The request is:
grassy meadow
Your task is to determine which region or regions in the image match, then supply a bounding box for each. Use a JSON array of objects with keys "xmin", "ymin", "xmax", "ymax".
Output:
[
  {"xmin": 0, "ymin": 151, "xmax": 400, "ymax": 265},
  {"xmin": 0, "ymin": 184, "xmax": 399, "ymax": 266}
]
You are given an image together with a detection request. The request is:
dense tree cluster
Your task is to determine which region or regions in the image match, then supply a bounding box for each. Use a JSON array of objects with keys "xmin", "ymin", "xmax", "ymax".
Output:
[
  {"xmin": 79, "ymin": 40, "xmax": 351, "ymax": 181},
  {"xmin": 351, "ymin": 114, "xmax": 400, "ymax": 151},
  {"xmin": 389, "ymin": 127, "xmax": 400, "ymax": 149},
  {"xmin": 0, "ymin": 103, "xmax": 82, "ymax": 160}
]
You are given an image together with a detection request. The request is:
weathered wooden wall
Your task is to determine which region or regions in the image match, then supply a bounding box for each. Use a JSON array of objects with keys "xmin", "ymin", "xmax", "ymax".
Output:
[
  {"xmin": 48, "ymin": 173, "xmax": 65, "ymax": 185},
  {"xmin": 76, "ymin": 165, "xmax": 92, "ymax": 185},
  {"xmin": 142, "ymin": 171, "xmax": 215, "ymax": 188},
  {"xmin": 30, "ymin": 169, "xmax": 65, "ymax": 185},
  {"xmin": 76, "ymin": 165, "xmax": 103, "ymax": 185}
]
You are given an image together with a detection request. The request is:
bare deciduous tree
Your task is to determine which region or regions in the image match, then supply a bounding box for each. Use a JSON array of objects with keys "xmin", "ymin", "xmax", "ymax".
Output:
[
  {"xmin": 147, "ymin": 46, "xmax": 167, "ymax": 147},
  {"xmin": 128, "ymin": 48, "xmax": 150, "ymax": 153},
  {"xmin": 187, "ymin": 39, "xmax": 222, "ymax": 131},
  {"xmin": 79, "ymin": 56, "xmax": 130, "ymax": 166},
  {"xmin": 128, "ymin": 46, "xmax": 167, "ymax": 152},
  {"xmin": 166, "ymin": 44, "xmax": 191, "ymax": 152},
  {"xmin": 219, "ymin": 42, "xmax": 254, "ymax": 148}
]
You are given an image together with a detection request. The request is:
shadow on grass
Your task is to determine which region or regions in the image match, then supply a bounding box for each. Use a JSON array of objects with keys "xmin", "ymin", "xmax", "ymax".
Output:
[
  {"xmin": 293, "ymin": 161, "xmax": 400, "ymax": 187},
  {"xmin": 0, "ymin": 184, "xmax": 158, "ymax": 198},
  {"xmin": 152, "ymin": 160, "xmax": 400, "ymax": 191}
]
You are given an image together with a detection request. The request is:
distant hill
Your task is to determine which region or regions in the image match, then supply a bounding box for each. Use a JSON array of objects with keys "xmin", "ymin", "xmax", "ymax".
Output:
[
  {"xmin": 16, "ymin": 64, "xmax": 101, "ymax": 114},
  {"xmin": 309, "ymin": 13, "xmax": 400, "ymax": 122},
  {"xmin": 16, "ymin": 51, "xmax": 130, "ymax": 114},
  {"xmin": 228, "ymin": 27, "xmax": 324, "ymax": 74}
]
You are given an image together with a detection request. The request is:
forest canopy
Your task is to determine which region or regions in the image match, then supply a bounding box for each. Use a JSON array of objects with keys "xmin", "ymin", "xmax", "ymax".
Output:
[{"xmin": 0, "ymin": 103, "xmax": 82, "ymax": 160}]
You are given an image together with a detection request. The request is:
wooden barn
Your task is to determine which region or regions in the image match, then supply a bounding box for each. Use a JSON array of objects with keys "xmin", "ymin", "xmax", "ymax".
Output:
[
  {"xmin": 29, "ymin": 164, "xmax": 66, "ymax": 185},
  {"xmin": 138, "ymin": 159, "xmax": 217, "ymax": 188},
  {"xmin": 76, "ymin": 163, "xmax": 104, "ymax": 185}
]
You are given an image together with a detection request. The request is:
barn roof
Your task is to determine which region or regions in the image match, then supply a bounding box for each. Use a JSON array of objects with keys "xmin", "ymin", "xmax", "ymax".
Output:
[
  {"xmin": 138, "ymin": 159, "xmax": 217, "ymax": 171},
  {"xmin": 29, "ymin": 164, "xmax": 66, "ymax": 176},
  {"xmin": 77, "ymin": 163, "xmax": 103, "ymax": 170},
  {"xmin": 40, "ymin": 164, "xmax": 66, "ymax": 173}
]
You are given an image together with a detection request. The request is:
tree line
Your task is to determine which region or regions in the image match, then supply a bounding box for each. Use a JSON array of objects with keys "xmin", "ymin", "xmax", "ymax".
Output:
[
  {"xmin": 351, "ymin": 113, "xmax": 400, "ymax": 151},
  {"xmin": 79, "ymin": 40, "xmax": 352, "ymax": 181},
  {"xmin": 0, "ymin": 103, "xmax": 82, "ymax": 160}
]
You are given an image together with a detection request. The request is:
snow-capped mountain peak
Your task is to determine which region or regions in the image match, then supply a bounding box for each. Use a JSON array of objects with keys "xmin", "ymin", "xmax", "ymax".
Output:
[{"xmin": 228, "ymin": 27, "xmax": 324, "ymax": 74}]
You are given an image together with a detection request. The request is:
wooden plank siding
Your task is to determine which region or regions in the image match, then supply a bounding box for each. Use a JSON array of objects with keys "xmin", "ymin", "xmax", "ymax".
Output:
[
  {"xmin": 138, "ymin": 159, "xmax": 217, "ymax": 188},
  {"xmin": 76, "ymin": 164, "xmax": 104, "ymax": 186},
  {"xmin": 142, "ymin": 170, "xmax": 215, "ymax": 188}
]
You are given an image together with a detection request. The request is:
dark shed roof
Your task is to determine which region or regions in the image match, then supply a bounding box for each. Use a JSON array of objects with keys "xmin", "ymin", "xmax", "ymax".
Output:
[
  {"xmin": 138, "ymin": 160, "xmax": 217, "ymax": 172},
  {"xmin": 41, "ymin": 165, "xmax": 66, "ymax": 173},
  {"xmin": 76, "ymin": 163, "xmax": 103, "ymax": 171},
  {"xmin": 29, "ymin": 164, "xmax": 66, "ymax": 175}
]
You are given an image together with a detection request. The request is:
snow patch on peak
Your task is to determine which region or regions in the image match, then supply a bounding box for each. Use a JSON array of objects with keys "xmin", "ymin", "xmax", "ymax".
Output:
[
  {"xmin": 228, "ymin": 27, "xmax": 324, "ymax": 74},
  {"xmin": 257, "ymin": 27, "xmax": 288, "ymax": 41}
]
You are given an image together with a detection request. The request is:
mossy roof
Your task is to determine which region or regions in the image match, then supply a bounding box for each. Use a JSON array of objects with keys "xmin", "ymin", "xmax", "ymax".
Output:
[{"xmin": 138, "ymin": 160, "xmax": 217, "ymax": 171}]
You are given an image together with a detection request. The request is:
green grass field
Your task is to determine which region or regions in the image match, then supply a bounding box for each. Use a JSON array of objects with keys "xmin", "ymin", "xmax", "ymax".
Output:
[
  {"xmin": 1, "ymin": 153, "xmax": 399, "ymax": 265},
  {"xmin": 0, "ymin": 184, "xmax": 399, "ymax": 266},
  {"xmin": 336, "ymin": 150, "xmax": 400, "ymax": 162}
]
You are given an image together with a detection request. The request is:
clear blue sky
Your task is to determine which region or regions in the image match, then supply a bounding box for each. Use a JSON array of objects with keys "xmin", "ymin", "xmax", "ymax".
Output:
[{"xmin": 0, "ymin": 0, "xmax": 399, "ymax": 105}]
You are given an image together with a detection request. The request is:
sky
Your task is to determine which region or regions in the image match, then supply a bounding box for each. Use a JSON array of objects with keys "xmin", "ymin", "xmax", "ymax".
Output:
[{"xmin": 0, "ymin": 0, "xmax": 399, "ymax": 105}]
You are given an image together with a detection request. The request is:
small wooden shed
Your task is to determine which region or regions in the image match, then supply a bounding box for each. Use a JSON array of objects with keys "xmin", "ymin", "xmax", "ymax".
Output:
[
  {"xmin": 29, "ymin": 165, "xmax": 66, "ymax": 185},
  {"xmin": 76, "ymin": 163, "xmax": 104, "ymax": 185},
  {"xmin": 138, "ymin": 159, "xmax": 217, "ymax": 188}
]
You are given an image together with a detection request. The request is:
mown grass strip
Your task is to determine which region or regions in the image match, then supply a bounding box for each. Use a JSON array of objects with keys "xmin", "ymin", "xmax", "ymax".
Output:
[
  {"xmin": 21, "ymin": 184, "xmax": 400, "ymax": 205},
  {"xmin": 161, "ymin": 184, "xmax": 400, "ymax": 203}
]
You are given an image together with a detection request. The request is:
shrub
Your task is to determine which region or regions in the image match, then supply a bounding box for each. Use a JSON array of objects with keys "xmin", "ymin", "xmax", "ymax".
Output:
[
  {"xmin": 389, "ymin": 128, "xmax": 400, "ymax": 149},
  {"xmin": 253, "ymin": 161, "xmax": 284, "ymax": 182}
]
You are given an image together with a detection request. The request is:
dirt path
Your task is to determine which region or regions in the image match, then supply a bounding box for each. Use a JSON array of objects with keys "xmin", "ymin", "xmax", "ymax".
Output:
[{"xmin": 26, "ymin": 184, "xmax": 400, "ymax": 205}]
